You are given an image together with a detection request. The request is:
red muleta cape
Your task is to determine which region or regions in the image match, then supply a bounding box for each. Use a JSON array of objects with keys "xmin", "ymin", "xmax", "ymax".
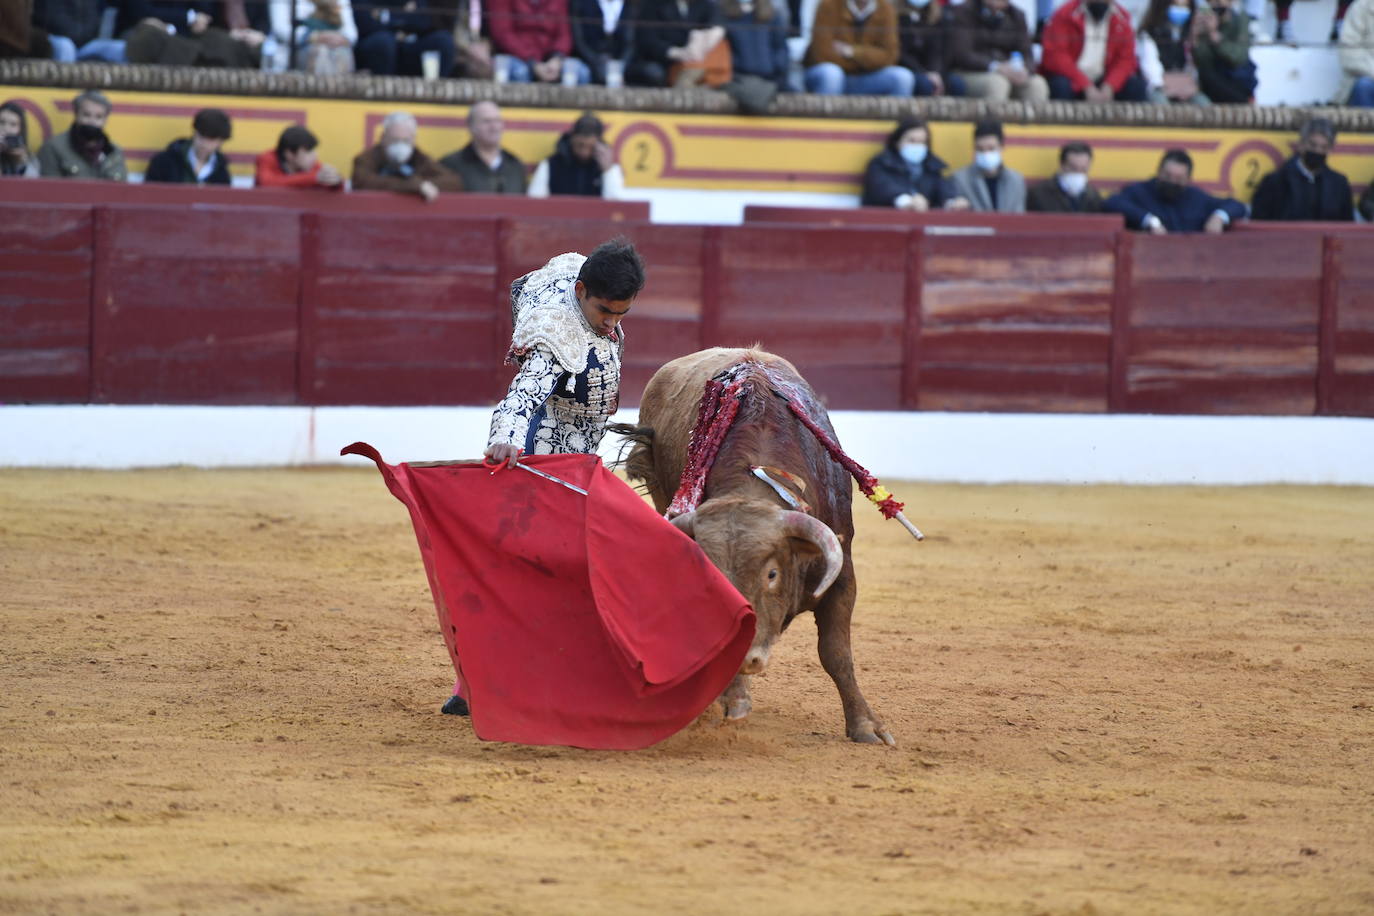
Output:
[{"xmin": 343, "ymin": 443, "xmax": 755, "ymax": 750}]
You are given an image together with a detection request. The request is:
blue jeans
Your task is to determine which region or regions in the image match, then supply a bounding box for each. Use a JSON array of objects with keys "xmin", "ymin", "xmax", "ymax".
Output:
[
  {"xmin": 77, "ymin": 38, "xmax": 127, "ymax": 62},
  {"xmin": 1350, "ymin": 76, "xmax": 1374, "ymax": 107},
  {"xmin": 1048, "ymin": 72, "xmax": 1148, "ymax": 102},
  {"xmin": 498, "ymin": 54, "xmax": 591, "ymax": 85},
  {"xmin": 805, "ymin": 62, "xmax": 915, "ymax": 97},
  {"xmin": 913, "ymin": 70, "xmax": 966, "ymax": 97},
  {"xmin": 49, "ymin": 35, "xmax": 77, "ymax": 62},
  {"xmin": 355, "ymin": 29, "xmax": 455, "ymax": 76}
]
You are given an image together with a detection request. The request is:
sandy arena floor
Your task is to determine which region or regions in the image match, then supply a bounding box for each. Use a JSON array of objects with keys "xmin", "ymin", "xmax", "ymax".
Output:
[{"xmin": 1, "ymin": 467, "xmax": 1371, "ymax": 915}]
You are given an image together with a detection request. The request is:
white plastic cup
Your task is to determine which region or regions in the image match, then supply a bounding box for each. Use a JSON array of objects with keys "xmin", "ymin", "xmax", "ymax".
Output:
[
  {"xmin": 605, "ymin": 58, "xmax": 624, "ymax": 89},
  {"xmin": 421, "ymin": 49, "xmax": 441, "ymax": 80},
  {"xmin": 493, "ymin": 55, "xmax": 510, "ymax": 84},
  {"xmin": 561, "ymin": 58, "xmax": 580, "ymax": 87}
]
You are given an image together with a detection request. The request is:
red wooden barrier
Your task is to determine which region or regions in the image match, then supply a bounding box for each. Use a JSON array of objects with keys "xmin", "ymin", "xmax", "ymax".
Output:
[
  {"xmin": 0, "ymin": 204, "xmax": 92, "ymax": 403},
  {"xmin": 743, "ymin": 205, "xmax": 1124, "ymax": 234},
  {"xmin": 300, "ymin": 214, "xmax": 504, "ymax": 406},
  {"xmin": 1321, "ymin": 234, "xmax": 1374, "ymax": 417},
  {"xmin": 918, "ymin": 230, "xmax": 1116, "ymax": 412},
  {"xmin": 0, "ymin": 177, "xmax": 650, "ymax": 222},
  {"xmin": 91, "ymin": 205, "xmax": 302, "ymax": 404},
  {"xmin": 1113, "ymin": 233, "xmax": 1322, "ymax": 414},
  {"xmin": 708, "ymin": 226, "xmax": 909, "ymax": 409}
]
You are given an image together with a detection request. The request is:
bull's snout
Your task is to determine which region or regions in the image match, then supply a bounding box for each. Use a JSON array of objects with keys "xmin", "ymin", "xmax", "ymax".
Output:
[{"xmin": 739, "ymin": 647, "xmax": 770, "ymax": 676}]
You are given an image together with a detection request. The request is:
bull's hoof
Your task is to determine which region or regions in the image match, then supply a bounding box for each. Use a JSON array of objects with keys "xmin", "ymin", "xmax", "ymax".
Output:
[
  {"xmin": 720, "ymin": 695, "xmax": 752, "ymax": 722},
  {"xmin": 441, "ymin": 694, "xmax": 470, "ymax": 716},
  {"xmin": 849, "ymin": 722, "xmax": 896, "ymax": 747}
]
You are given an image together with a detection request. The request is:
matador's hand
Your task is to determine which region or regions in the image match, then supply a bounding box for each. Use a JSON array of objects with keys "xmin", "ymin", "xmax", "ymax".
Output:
[{"xmin": 484, "ymin": 443, "xmax": 522, "ymax": 469}]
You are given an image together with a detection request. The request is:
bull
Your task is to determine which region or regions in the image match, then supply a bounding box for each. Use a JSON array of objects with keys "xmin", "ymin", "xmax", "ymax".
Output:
[{"xmin": 616, "ymin": 347, "xmax": 894, "ymax": 746}]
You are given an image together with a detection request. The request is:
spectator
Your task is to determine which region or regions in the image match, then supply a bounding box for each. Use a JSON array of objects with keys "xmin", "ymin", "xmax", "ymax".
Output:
[
  {"xmin": 255, "ymin": 124, "xmax": 344, "ymax": 190},
  {"xmin": 1189, "ymin": 0, "xmax": 1255, "ymax": 104},
  {"xmin": 570, "ymin": 0, "xmax": 635, "ymax": 85},
  {"xmin": 721, "ymin": 0, "xmax": 790, "ymax": 112},
  {"xmin": 1027, "ymin": 141, "xmax": 1105, "ymax": 212},
  {"xmin": 1337, "ymin": 0, "xmax": 1374, "ymax": 107},
  {"xmin": 36, "ymin": 89, "xmax": 127, "ymax": 181},
  {"xmin": 454, "ymin": 0, "xmax": 493, "ymax": 78},
  {"xmin": 268, "ymin": 0, "xmax": 358, "ymax": 75},
  {"xmin": 1105, "ymin": 148, "xmax": 1245, "ymax": 233},
  {"xmin": 440, "ymin": 101, "xmax": 528, "ymax": 194},
  {"xmin": 947, "ymin": 0, "xmax": 1048, "ymax": 102},
  {"xmin": 528, "ymin": 112, "xmax": 625, "ymax": 199},
  {"xmin": 1137, "ymin": 0, "xmax": 1209, "ymax": 105},
  {"xmin": 951, "ymin": 120, "xmax": 1025, "ymax": 213},
  {"xmin": 1041, "ymin": 0, "xmax": 1148, "ymax": 102},
  {"xmin": 1250, "ymin": 119, "xmax": 1354, "ymax": 223},
  {"xmin": 804, "ymin": 0, "xmax": 913, "ymax": 96},
  {"xmin": 0, "ymin": 101, "xmax": 39, "ymax": 177},
  {"xmin": 898, "ymin": 0, "xmax": 965, "ymax": 97},
  {"xmin": 488, "ymin": 0, "xmax": 590, "ymax": 84},
  {"xmin": 352, "ymin": 110, "xmax": 462, "ymax": 202},
  {"xmin": 860, "ymin": 116, "xmax": 966, "ymax": 210},
  {"xmin": 632, "ymin": 0, "xmax": 724, "ymax": 87},
  {"xmin": 145, "ymin": 107, "xmax": 233, "ymax": 185},
  {"xmin": 119, "ymin": 0, "xmax": 262, "ymax": 67},
  {"xmin": 31, "ymin": 0, "xmax": 102, "ymax": 62},
  {"xmin": 354, "ymin": 0, "xmax": 455, "ymax": 77}
]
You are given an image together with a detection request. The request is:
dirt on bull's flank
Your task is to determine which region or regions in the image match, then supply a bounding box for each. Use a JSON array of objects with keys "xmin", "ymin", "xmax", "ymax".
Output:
[{"xmin": 1, "ymin": 468, "xmax": 1371, "ymax": 915}]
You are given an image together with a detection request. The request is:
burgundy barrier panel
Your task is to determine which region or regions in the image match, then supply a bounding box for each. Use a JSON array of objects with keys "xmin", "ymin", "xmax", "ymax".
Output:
[
  {"xmin": 92, "ymin": 205, "xmax": 301, "ymax": 404},
  {"xmin": 1322, "ymin": 234, "xmax": 1374, "ymax": 417},
  {"xmin": 301, "ymin": 214, "xmax": 503, "ymax": 406},
  {"xmin": 917, "ymin": 230, "xmax": 1116, "ymax": 412},
  {"xmin": 709, "ymin": 226, "xmax": 909, "ymax": 410},
  {"xmin": 743, "ymin": 205, "xmax": 1124, "ymax": 234},
  {"xmin": 0, "ymin": 204, "xmax": 92, "ymax": 403},
  {"xmin": 1112, "ymin": 233, "xmax": 1323, "ymax": 415},
  {"xmin": 0, "ymin": 178, "xmax": 650, "ymax": 222},
  {"xmin": 495, "ymin": 220, "xmax": 708, "ymax": 406}
]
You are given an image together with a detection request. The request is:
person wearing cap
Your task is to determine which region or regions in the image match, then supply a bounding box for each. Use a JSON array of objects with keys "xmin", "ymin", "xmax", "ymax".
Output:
[{"xmin": 144, "ymin": 108, "xmax": 234, "ymax": 185}]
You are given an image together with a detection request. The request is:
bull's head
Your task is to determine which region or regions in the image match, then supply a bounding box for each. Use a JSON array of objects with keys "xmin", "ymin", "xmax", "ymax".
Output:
[{"xmin": 670, "ymin": 496, "xmax": 843, "ymax": 676}]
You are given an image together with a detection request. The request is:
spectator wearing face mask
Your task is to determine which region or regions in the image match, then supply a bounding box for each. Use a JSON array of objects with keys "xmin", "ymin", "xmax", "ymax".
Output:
[
  {"xmin": 1189, "ymin": 0, "xmax": 1256, "ymax": 104},
  {"xmin": 1105, "ymin": 148, "xmax": 1246, "ymax": 233},
  {"xmin": 1041, "ymin": 0, "xmax": 1148, "ymax": 102},
  {"xmin": 1250, "ymin": 119, "xmax": 1354, "ymax": 223},
  {"xmin": 352, "ymin": 111, "xmax": 463, "ymax": 203},
  {"xmin": 951, "ymin": 120, "xmax": 1025, "ymax": 213},
  {"xmin": 0, "ymin": 101, "xmax": 39, "ymax": 178},
  {"xmin": 144, "ymin": 108, "xmax": 234, "ymax": 185},
  {"xmin": 946, "ymin": 0, "xmax": 1048, "ymax": 102},
  {"xmin": 37, "ymin": 89, "xmax": 127, "ymax": 182},
  {"xmin": 1137, "ymin": 0, "xmax": 1209, "ymax": 105},
  {"xmin": 1027, "ymin": 141, "xmax": 1105, "ymax": 213},
  {"xmin": 860, "ymin": 116, "xmax": 967, "ymax": 211}
]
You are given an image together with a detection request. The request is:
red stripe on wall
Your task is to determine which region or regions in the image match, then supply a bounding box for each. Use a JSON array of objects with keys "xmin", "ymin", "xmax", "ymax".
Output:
[
  {"xmin": 57, "ymin": 100, "xmax": 308, "ymax": 121},
  {"xmin": 1006, "ymin": 136, "xmax": 1222, "ymax": 152},
  {"xmin": 678, "ymin": 125, "xmax": 888, "ymax": 143}
]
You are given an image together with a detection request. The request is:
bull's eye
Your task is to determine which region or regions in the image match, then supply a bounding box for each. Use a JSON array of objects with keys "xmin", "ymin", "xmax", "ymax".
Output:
[{"xmin": 767, "ymin": 569, "xmax": 778, "ymax": 581}]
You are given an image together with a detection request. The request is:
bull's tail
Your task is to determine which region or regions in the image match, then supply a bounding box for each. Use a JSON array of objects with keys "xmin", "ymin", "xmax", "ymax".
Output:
[{"xmin": 606, "ymin": 423, "xmax": 656, "ymax": 487}]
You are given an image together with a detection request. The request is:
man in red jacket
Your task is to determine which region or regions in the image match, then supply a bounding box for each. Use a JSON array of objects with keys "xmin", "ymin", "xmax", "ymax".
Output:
[
  {"xmin": 254, "ymin": 125, "xmax": 344, "ymax": 190},
  {"xmin": 1041, "ymin": 0, "xmax": 1147, "ymax": 101},
  {"xmin": 488, "ymin": 0, "xmax": 590, "ymax": 84}
]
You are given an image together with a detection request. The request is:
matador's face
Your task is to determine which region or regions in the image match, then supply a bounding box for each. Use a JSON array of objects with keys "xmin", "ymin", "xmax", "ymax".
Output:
[{"xmin": 575, "ymin": 280, "xmax": 633, "ymax": 338}]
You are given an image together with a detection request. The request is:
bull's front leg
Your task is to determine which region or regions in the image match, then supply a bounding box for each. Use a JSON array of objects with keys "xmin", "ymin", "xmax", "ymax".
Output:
[
  {"xmin": 814, "ymin": 568, "xmax": 894, "ymax": 746},
  {"xmin": 717, "ymin": 674, "xmax": 752, "ymax": 721}
]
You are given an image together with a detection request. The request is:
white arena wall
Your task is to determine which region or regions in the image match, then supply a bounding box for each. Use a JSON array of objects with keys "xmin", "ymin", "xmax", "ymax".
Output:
[{"xmin": 2, "ymin": 405, "xmax": 1371, "ymax": 485}]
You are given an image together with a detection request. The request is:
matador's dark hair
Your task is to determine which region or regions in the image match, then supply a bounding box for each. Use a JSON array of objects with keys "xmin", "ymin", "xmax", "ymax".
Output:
[{"xmin": 579, "ymin": 237, "xmax": 645, "ymax": 302}]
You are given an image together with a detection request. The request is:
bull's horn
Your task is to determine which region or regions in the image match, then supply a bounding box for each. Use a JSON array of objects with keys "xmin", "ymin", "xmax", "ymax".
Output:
[
  {"xmin": 669, "ymin": 511, "xmax": 697, "ymax": 538},
  {"xmin": 780, "ymin": 511, "xmax": 843, "ymax": 598}
]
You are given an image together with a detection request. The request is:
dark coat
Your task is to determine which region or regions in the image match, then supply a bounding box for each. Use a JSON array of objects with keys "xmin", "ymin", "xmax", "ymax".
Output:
[
  {"xmin": 1026, "ymin": 177, "xmax": 1105, "ymax": 213},
  {"xmin": 635, "ymin": 0, "xmax": 718, "ymax": 67},
  {"xmin": 1104, "ymin": 178, "xmax": 1247, "ymax": 232},
  {"xmin": 897, "ymin": 7, "xmax": 951, "ymax": 75},
  {"xmin": 946, "ymin": 0, "xmax": 1035, "ymax": 72},
  {"xmin": 1250, "ymin": 156, "xmax": 1354, "ymax": 222},
  {"xmin": 355, "ymin": 0, "xmax": 453, "ymax": 39},
  {"xmin": 440, "ymin": 143, "xmax": 527, "ymax": 194},
  {"xmin": 861, "ymin": 146, "xmax": 956, "ymax": 209},
  {"xmin": 32, "ymin": 0, "xmax": 101, "ymax": 45},
  {"xmin": 1360, "ymin": 183, "xmax": 1374, "ymax": 223},
  {"xmin": 117, "ymin": 0, "xmax": 212, "ymax": 36},
  {"xmin": 571, "ymin": 0, "xmax": 635, "ymax": 82},
  {"xmin": 144, "ymin": 137, "xmax": 230, "ymax": 185},
  {"xmin": 351, "ymin": 144, "xmax": 464, "ymax": 195},
  {"xmin": 545, "ymin": 132, "xmax": 603, "ymax": 196}
]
